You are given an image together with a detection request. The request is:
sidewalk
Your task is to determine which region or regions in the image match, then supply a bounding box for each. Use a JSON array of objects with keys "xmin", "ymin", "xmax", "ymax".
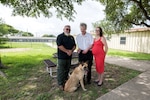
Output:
[
  {"xmin": 105, "ymin": 56, "xmax": 150, "ymax": 72},
  {"xmin": 97, "ymin": 56, "xmax": 150, "ymax": 100}
]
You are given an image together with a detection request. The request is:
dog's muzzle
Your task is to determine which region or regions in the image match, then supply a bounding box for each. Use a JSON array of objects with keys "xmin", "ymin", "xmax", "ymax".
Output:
[
  {"xmin": 84, "ymin": 67, "xmax": 88, "ymax": 75},
  {"xmin": 83, "ymin": 66, "xmax": 88, "ymax": 71}
]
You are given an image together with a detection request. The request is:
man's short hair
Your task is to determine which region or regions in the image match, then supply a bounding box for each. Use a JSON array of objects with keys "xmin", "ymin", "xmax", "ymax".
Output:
[
  {"xmin": 80, "ymin": 23, "xmax": 87, "ymax": 29},
  {"xmin": 64, "ymin": 25, "xmax": 70, "ymax": 28}
]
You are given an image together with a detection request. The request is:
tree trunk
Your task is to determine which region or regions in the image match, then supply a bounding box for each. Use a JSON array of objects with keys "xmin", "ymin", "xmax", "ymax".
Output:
[
  {"xmin": 0, "ymin": 55, "xmax": 3, "ymax": 68},
  {"xmin": 0, "ymin": 60, "xmax": 3, "ymax": 68}
]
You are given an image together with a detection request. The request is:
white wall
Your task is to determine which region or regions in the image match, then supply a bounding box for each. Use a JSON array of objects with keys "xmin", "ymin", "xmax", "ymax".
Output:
[{"xmin": 107, "ymin": 31, "xmax": 150, "ymax": 54}]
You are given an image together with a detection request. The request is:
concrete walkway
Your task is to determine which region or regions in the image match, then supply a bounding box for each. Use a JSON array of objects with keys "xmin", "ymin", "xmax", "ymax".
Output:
[{"xmin": 97, "ymin": 56, "xmax": 150, "ymax": 100}]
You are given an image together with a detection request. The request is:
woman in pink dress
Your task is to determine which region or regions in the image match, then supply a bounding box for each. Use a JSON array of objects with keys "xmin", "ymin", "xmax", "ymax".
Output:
[{"xmin": 92, "ymin": 27, "xmax": 108, "ymax": 86}]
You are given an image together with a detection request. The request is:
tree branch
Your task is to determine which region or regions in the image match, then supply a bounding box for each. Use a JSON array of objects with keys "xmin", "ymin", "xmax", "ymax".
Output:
[
  {"xmin": 130, "ymin": 0, "xmax": 150, "ymax": 20},
  {"xmin": 140, "ymin": 22, "xmax": 150, "ymax": 27},
  {"xmin": 126, "ymin": 20, "xmax": 150, "ymax": 27}
]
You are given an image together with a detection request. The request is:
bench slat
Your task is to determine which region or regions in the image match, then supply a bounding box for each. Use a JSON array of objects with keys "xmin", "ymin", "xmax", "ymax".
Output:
[
  {"xmin": 43, "ymin": 59, "xmax": 57, "ymax": 78},
  {"xmin": 43, "ymin": 59, "xmax": 56, "ymax": 67}
]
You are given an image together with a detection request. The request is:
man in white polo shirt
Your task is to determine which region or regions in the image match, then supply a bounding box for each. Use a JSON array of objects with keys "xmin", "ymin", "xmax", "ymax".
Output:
[{"xmin": 76, "ymin": 23, "xmax": 94, "ymax": 84}]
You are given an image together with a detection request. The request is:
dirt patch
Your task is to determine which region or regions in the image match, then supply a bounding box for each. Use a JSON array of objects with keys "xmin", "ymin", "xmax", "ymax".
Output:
[{"xmin": 0, "ymin": 48, "xmax": 31, "ymax": 52}]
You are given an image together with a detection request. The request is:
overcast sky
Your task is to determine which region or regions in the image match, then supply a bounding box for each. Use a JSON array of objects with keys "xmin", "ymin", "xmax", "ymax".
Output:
[{"xmin": 0, "ymin": 0, "xmax": 105, "ymax": 37}]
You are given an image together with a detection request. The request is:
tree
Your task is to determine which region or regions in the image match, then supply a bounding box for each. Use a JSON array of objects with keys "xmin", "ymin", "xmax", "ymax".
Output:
[
  {"xmin": 42, "ymin": 34, "xmax": 56, "ymax": 37},
  {"xmin": 0, "ymin": 18, "xmax": 5, "ymax": 68},
  {"xmin": 0, "ymin": 57, "xmax": 2, "ymax": 68},
  {"xmin": 0, "ymin": 19, "xmax": 8, "ymax": 36},
  {"xmin": 0, "ymin": 0, "xmax": 84, "ymax": 21},
  {"xmin": 0, "ymin": 24, "xmax": 19, "ymax": 36},
  {"xmin": 1, "ymin": 0, "xmax": 149, "ymax": 32},
  {"xmin": 0, "ymin": 19, "xmax": 9, "ymax": 44},
  {"xmin": 0, "ymin": 19, "xmax": 21, "ymax": 44},
  {"xmin": 22, "ymin": 32, "xmax": 34, "ymax": 37},
  {"xmin": 8, "ymin": 26, "xmax": 19, "ymax": 36},
  {"xmin": 0, "ymin": 19, "xmax": 19, "ymax": 36},
  {"xmin": 98, "ymin": 0, "xmax": 150, "ymax": 31}
]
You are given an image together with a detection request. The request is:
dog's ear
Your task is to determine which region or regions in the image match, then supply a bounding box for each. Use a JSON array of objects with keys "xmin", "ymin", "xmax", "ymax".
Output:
[
  {"xmin": 85, "ymin": 61, "xmax": 89, "ymax": 64},
  {"xmin": 79, "ymin": 61, "xmax": 84, "ymax": 66},
  {"xmin": 78, "ymin": 62, "xmax": 82, "ymax": 65}
]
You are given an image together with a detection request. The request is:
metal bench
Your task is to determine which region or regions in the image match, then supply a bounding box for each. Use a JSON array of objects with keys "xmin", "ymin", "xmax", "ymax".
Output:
[{"xmin": 43, "ymin": 59, "xmax": 57, "ymax": 78}]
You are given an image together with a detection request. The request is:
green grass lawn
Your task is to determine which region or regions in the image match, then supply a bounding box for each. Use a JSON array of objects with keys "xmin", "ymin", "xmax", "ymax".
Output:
[
  {"xmin": 108, "ymin": 49, "xmax": 150, "ymax": 60},
  {"xmin": 0, "ymin": 42, "xmax": 141, "ymax": 100}
]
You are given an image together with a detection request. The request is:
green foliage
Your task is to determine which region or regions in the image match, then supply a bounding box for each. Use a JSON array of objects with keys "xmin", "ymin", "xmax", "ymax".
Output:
[
  {"xmin": 42, "ymin": 34, "xmax": 55, "ymax": 37},
  {"xmin": 0, "ymin": 37, "xmax": 8, "ymax": 44},
  {"xmin": 8, "ymin": 28, "xmax": 19, "ymax": 35},
  {"xmin": 0, "ymin": 24, "xmax": 9, "ymax": 36},
  {"xmin": 0, "ymin": 0, "xmax": 85, "ymax": 21},
  {"xmin": 22, "ymin": 32, "xmax": 34, "ymax": 37},
  {"xmin": 93, "ymin": 18, "xmax": 118, "ymax": 38},
  {"xmin": 0, "ymin": 18, "xmax": 19, "ymax": 36},
  {"xmin": 0, "ymin": 0, "xmax": 149, "ymax": 30},
  {"xmin": 108, "ymin": 49, "xmax": 150, "ymax": 60},
  {"xmin": 0, "ymin": 19, "xmax": 8, "ymax": 44},
  {"xmin": 97, "ymin": 0, "xmax": 150, "ymax": 32},
  {"xmin": 0, "ymin": 18, "xmax": 20, "ymax": 44},
  {"xmin": 0, "ymin": 24, "xmax": 19, "ymax": 36},
  {"xmin": 0, "ymin": 18, "xmax": 34, "ymax": 38}
]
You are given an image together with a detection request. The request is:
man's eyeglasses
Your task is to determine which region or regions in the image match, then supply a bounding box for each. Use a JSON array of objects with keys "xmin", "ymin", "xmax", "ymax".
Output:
[{"xmin": 66, "ymin": 28, "xmax": 71, "ymax": 31}]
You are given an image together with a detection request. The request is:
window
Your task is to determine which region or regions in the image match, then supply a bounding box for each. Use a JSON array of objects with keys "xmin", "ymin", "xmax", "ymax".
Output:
[{"xmin": 120, "ymin": 37, "xmax": 126, "ymax": 44}]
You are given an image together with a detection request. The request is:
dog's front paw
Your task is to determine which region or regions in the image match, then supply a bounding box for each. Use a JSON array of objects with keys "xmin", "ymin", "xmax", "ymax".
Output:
[{"xmin": 83, "ymin": 89, "xmax": 87, "ymax": 91}]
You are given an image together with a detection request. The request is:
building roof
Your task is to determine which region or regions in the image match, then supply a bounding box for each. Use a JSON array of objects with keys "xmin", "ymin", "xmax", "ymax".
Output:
[
  {"xmin": 8, "ymin": 36, "xmax": 56, "ymax": 39},
  {"xmin": 125, "ymin": 28, "xmax": 150, "ymax": 32}
]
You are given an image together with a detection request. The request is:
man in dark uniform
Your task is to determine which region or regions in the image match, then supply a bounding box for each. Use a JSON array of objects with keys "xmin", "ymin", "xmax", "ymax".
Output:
[{"xmin": 56, "ymin": 25, "xmax": 76, "ymax": 90}]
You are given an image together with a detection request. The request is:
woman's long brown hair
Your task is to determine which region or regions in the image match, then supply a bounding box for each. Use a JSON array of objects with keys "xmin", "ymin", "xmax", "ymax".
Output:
[{"xmin": 97, "ymin": 27, "xmax": 103, "ymax": 37}]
